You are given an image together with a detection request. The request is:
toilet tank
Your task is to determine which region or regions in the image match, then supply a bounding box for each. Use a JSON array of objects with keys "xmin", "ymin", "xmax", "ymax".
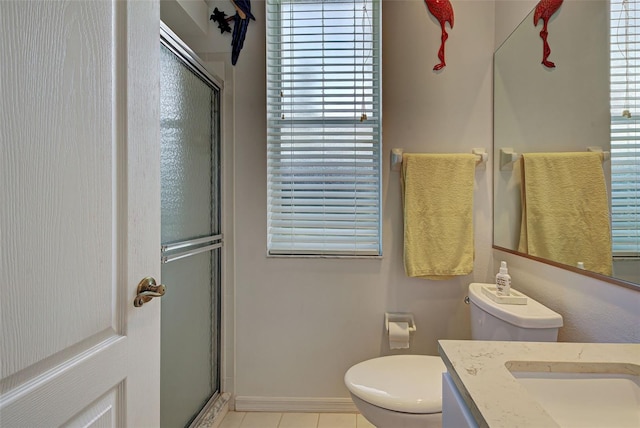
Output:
[{"xmin": 468, "ymin": 283, "xmax": 563, "ymax": 342}]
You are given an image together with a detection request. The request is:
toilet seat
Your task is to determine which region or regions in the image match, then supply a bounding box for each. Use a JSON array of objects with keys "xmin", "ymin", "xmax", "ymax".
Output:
[{"xmin": 344, "ymin": 355, "xmax": 446, "ymax": 414}]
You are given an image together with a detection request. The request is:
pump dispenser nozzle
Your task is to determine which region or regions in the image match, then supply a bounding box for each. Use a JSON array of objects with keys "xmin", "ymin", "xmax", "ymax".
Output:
[{"xmin": 499, "ymin": 261, "xmax": 508, "ymax": 274}]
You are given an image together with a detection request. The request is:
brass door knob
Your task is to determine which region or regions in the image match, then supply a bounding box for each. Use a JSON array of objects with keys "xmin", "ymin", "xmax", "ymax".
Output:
[{"xmin": 133, "ymin": 277, "xmax": 166, "ymax": 307}]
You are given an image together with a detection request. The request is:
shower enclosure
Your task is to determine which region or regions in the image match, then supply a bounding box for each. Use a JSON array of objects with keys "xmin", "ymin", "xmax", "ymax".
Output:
[{"xmin": 159, "ymin": 25, "xmax": 222, "ymax": 428}]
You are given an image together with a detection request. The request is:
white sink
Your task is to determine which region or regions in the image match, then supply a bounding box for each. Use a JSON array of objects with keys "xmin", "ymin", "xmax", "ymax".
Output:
[{"xmin": 509, "ymin": 366, "xmax": 640, "ymax": 428}]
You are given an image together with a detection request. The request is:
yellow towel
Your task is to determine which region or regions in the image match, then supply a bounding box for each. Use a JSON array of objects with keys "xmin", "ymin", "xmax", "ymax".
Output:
[
  {"xmin": 518, "ymin": 152, "xmax": 612, "ymax": 276},
  {"xmin": 401, "ymin": 153, "xmax": 476, "ymax": 279}
]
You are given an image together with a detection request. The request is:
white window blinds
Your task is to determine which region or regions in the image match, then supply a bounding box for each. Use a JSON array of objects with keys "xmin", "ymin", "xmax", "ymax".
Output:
[
  {"xmin": 611, "ymin": 0, "xmax": 640, "ymax": 256},
  {"xmin": 266, "ymin": 0, "xmax": 382, "ymax": 256}
]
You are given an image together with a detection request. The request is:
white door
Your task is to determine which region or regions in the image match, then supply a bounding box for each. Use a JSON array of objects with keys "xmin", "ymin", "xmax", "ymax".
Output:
[{"xmin": 1, "ymin": 1, "xmax": 161, "ymax": 427}]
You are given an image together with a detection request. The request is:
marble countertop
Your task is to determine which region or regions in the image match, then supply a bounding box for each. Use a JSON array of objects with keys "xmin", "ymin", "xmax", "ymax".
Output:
[{"xmin": 438, "ymin": 340, "xmax": 640, "ymax": 428}]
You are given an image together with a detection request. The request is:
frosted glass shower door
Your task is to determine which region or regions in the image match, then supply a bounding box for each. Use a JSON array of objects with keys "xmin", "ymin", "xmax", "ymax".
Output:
[{"xmin": 160, "ymin": 31, "xmax": 222, "ymax": 428}]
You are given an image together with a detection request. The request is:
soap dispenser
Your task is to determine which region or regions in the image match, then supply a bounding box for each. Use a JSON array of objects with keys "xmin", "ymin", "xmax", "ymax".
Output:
[{"xmin": 496, "ymin": 261, "xmax": 511, "ymax": 296}]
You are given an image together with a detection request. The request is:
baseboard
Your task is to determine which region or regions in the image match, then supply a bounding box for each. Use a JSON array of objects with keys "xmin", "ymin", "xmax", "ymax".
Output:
[{"xmin": 234, "ymin": 396, "xmax": 358, "ymax": 413}]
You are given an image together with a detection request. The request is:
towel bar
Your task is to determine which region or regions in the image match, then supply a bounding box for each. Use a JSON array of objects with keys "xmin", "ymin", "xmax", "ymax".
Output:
[
  {"xmin": 587, "ymin": 146, "xmax": 611, "ymax": 161},
  {"xmin": 499, "ymin": 147, "xmax": 610, "ymax": 171},
  {"xmin": 499, "ymin": 148, "xmax": 521, "ymax": 171},
  {"xmin": 390, "ymin": 148, "xmax": 488, "ymax": 171}
]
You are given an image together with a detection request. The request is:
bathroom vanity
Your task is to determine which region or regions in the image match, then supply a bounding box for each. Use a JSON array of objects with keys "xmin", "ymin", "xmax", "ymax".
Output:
[{"xmin": 438, "ymin": 340, "xmax": 640, "ymax": 428}]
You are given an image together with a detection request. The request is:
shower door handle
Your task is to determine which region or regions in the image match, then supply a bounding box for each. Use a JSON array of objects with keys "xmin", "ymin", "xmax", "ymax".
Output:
[{"xmin": 133, "ymin": 277, "xmax": 166, "ymax": 307}]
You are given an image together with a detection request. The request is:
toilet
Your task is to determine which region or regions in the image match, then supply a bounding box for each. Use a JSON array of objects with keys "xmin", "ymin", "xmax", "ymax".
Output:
[{"xmin": 344, "ymin": 283, "xmax": 563, "ymax": 428}]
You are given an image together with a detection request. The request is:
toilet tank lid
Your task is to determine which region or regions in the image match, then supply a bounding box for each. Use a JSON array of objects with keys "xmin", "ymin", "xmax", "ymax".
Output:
[{"xmin": 468, "ymin": 283, "xmax": 563, "ymax": 329}]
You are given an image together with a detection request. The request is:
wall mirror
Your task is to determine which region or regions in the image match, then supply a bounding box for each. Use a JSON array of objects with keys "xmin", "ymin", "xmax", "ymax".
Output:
[{"xmin": 493, "ymin": 0, "xmax": 639, "ymax": 287}]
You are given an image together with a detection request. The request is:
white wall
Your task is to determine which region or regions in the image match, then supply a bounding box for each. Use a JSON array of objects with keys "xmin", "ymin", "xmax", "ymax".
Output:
[
  {"xmin": 493, "ymin": 252, "xmax": 640, "ymax": 343},
  {"xmin": 164, "ymin": 0, "xmax": 639, "ymax": 410},
  {"xmin": 228, "ymin": 0, "xmax": 495, "ymax": 402}
]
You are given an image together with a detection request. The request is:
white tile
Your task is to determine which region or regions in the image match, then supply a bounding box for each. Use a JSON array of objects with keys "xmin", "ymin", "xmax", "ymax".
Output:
[
  {"xmin": 239, "ymin": 412, "xmax": 282, "ymax": 428},
  {"xmin": 356, "ymin": 414, "xmax": 375, "ymax": 428},
  {"xmin": 218, "ymin": 411, "xmax": 246, "ymax": 428},
  {"xmin": 317, "ymin": 413, "xmax": 357, "ymax": 428},
  {"xmin": 278, "ymin": 413, "xmax": 319, "ymax": 428}
]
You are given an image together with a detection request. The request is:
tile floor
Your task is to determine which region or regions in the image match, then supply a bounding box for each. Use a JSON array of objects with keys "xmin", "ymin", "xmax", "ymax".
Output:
[{"xmin": 218, "ymin": 412, "xmax": 375, "ymax": 428}]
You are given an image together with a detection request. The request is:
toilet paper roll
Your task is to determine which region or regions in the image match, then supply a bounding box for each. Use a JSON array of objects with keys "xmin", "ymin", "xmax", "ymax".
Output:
[{"xmin": 388, "ymin": 321, "xmax": 410, "ymax": 349}]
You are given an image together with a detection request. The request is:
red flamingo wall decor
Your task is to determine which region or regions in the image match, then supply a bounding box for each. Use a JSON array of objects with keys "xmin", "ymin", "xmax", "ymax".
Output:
[
  {"xmin": 534, "ymin": 0, "xmax": 564, "ymax": 68},
  {"xmin": 425, "ymin": 0, "xmax": 454, "ymax": 71}
]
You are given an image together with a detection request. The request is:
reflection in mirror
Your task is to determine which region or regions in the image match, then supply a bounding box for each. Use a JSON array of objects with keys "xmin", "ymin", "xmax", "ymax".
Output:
[{"xmin": 493, "ymin": 0, "xmax": 639, "ymax": 287}]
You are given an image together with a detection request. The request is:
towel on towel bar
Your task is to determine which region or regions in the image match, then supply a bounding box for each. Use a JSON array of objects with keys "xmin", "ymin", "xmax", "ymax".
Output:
[
  {"xmin": 401, "ymin": 153, "xmax": 476, "ymax": 279},
  {"xmin": 518, "ymin": 152, "xmax": 612, "ymax": 276}
]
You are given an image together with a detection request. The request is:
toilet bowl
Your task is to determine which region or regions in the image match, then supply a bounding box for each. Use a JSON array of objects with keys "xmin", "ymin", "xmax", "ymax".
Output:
[
  {"xmin": 345, "ymin": 355, "xmax": 445, "ymax": 428},
  {"xmin": 345, "ymin": 283, "xmax": 563, "ymax": 428}
]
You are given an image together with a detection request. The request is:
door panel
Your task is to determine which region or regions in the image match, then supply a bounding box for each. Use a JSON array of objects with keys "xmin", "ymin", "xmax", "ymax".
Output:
[
  {"xmin": 0, "ymin": 1, "xmax": 160, "ymax": 426},
  {"xmin": 1, "ymin": 0, "xmax": 115, "ymax": 379},
  {"xmin": 62, "ymin": 386, "xmax": 121, "ymax": 428}
]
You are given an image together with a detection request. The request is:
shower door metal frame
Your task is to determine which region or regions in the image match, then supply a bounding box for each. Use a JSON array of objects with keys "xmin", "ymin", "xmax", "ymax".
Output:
[{"xmin": 160, "ymin": 22, "xmax": 224, "ymax": 427}]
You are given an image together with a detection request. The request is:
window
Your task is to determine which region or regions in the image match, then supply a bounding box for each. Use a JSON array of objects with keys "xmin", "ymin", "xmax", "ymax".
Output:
[
  {"xmin": 610, "ymin": 0, "xmax": 640, "ymax": 256},
  {"xmin": 266, "ymin": 0, "xmax": 382, "ymax": 256}
]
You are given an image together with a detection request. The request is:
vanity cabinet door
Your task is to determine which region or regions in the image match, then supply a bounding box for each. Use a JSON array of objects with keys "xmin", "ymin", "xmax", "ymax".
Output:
[{"xmin": 442, "ymin": 373, "xmax": 479, "ymax": 428}]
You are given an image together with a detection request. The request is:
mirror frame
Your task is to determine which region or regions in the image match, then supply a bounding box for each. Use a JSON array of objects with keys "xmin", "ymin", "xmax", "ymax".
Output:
[{"xmin": 493, "ymin": 246, "xmax": 640, "ymax": 291}]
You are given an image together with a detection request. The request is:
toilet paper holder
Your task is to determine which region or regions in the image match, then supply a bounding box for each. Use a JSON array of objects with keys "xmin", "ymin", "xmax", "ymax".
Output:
[{"xmin": 385, "ymin": 312, "xmax": 417, "ymax": 333}]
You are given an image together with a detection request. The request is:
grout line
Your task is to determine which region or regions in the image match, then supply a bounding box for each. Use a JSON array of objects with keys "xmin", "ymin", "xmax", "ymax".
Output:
[{"xmin": 225, "ymin": 411, "xmax": 363, "ymax": 428}]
